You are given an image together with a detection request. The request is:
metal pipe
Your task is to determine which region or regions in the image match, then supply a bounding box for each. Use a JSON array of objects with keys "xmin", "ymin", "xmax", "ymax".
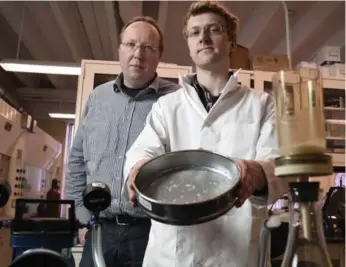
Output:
[
  {"xmin": 258, "ymin": 215, "xmax": 284, "ymax": 267},
  {"xmin": 91, "ymin": 224, "xmax": 107, "ymax": 267},
  {"xmin": 301, "ymin": 203, "xmax": 312, "ymax": 241},
  {"xmin": 258, "ymin": 220, "xmax": 271, "ymax": 267},
  {"xmin": 281, "ymin": 1, "xmax": 292, "ymax": 69}
]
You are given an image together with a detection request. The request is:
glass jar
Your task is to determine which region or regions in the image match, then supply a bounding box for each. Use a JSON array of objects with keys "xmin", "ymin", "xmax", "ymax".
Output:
[{"xmin": 272, "ymin": 68, "xmax": 326, "ymax": 156}]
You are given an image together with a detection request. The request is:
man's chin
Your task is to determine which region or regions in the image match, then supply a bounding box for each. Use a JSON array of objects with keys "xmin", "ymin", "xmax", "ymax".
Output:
[
  {"xmin": 197, "ymin": 53, "xmax": 227, "ymax": 68},
  {"xmin": 129, "ymin": 71, "xmax": 145, "ymax": 80}
]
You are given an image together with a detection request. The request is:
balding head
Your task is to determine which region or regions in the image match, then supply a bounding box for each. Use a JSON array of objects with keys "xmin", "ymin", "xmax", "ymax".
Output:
[{"xmin": 118, "ymin": 17, "xmax": 162, "ymax": 89}]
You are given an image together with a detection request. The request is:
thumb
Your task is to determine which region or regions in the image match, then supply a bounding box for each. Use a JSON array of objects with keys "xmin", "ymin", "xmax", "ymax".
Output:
[
  {"xmin": 127, "ymin": 158, "xmax": 151, "ymax": 205},
  {"xmin": 128, "ymin": 182, "xmax": 137, "ymax": 205}
]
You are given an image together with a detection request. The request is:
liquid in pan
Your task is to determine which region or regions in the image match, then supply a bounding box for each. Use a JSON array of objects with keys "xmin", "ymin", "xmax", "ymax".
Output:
[{"xmin": 143, "ymin": 167, "xmax": 235, "ymax": 204}]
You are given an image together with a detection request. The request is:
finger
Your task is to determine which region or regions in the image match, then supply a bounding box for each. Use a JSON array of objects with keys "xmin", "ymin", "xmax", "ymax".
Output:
[
  {"xmin": 234, "ymin": 189, "xmax": 242, "ymax": 200},
  {"xmin": 235, "ymin": 197, "xmax": 243, "ymax": 208},
  {"xmin": 237, "ymin": 186, "xmax": 253, "ymax": 206},
  {"xmin": 235, "ymin": 198, "xmax": 245, "ymax": 208},
  {"xmin": 233, "ymin": 182, "xmax": 250, "ymax": 208},
  {"xmin": 128, "ymin": 182, "xmax": 137, "ymax": 206},
  {"xmin": 238, "ymin": 180, "xmax": 252, "ymax": 197},
  {"xmin": 234, "ymin": 182, "xmax": 245, "ymax": 198},
  {"xmin": 128, "ymin": 186, "xmax": 136, "ymax": 203},
  {"xmin": 127, "ymin": 174, "xmax": 134, "ymax": 191},
  {"xmin": 128, "ymin": 179, "xmax": 134, "ymax": 191},
  {"xmin": 129, "ymin": 192, "xmax": 137, "ymax": 206},
  {"xmin": 235, "ymin": 194, "xmax": 248, "ymax": 208}
]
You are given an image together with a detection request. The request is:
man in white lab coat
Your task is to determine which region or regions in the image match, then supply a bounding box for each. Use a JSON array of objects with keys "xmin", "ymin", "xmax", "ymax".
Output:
[{"xmin": 123, "ymin": 1, "xmax": 287, "ymax": 267}]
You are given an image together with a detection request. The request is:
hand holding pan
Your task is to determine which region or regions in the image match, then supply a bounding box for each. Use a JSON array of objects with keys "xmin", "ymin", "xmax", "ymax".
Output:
[
  {"xmin": 127, "ymin": 158, "xmax": 151, "ymax": 205},
  {"xmin": 232, "ymin": 158, "xmax": 268, "ymax": 207},
  {"xmin": 128, "ymin": 150, "xmax": 241, "ymax": 226}
]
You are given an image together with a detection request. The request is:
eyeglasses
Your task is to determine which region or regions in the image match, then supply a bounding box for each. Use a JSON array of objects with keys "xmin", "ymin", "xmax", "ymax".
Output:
[
  {"xmin": 121, "ymin": 41, "xmax": 158, "ymax": 54},
  {"xmin": 185, "ymin": 23, "xmax": 226, "ymax": 39}
]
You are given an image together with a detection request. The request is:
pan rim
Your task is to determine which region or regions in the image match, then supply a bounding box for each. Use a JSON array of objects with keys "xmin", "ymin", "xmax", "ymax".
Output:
[{"xmin": 133, "ymin": 149, "xmax": 240, "ymax": 207}]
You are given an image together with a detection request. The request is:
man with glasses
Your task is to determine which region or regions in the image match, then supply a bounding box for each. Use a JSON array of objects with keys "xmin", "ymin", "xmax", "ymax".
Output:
[
  {"xmin": 65, "ymin": 16, "xmax": 179, "ymax": 267},
  {"xmin": 124, "ymin": 2, "xmax": 287, "ymax": 267}
]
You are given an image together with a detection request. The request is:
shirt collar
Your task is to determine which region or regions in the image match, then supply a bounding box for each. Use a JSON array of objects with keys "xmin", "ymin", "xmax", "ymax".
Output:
[{"xmin": 113, "ymin": 73, "xmax": 160, "ymax": 93}]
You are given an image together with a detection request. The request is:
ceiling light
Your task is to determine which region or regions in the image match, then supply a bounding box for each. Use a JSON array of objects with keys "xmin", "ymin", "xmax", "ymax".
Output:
[
  {"xmin": 0, "ymin": 60, "xmax": 81, "ymax": 75},
  {"xmin": 49, "ymin": 113, "xmax": 76, "ymax": 119}
]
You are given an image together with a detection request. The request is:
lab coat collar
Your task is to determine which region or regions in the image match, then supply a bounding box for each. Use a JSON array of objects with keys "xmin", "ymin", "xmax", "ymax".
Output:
[
  {"xmin": 177, "ymin": 69, "xmax": 241, "ymax": 119},
  {"xmin": 178, "ymin": 69, "xmax": 241, "ymax": 97}
]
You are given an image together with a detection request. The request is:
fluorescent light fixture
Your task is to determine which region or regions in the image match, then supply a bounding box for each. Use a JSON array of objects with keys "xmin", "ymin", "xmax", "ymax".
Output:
[
  {"xmin": 0, "ymin": 60, "xmax": 81, "ymax": 75},
  {"xmin": 49, "ymin": 113, "xmax": 76, "ymax": 119}
]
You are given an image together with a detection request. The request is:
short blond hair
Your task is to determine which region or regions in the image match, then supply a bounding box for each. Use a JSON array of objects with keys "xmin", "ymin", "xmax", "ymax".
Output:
[{"xmin": 183, "ymin": 1, "xmax": 239, "ymax": 51}]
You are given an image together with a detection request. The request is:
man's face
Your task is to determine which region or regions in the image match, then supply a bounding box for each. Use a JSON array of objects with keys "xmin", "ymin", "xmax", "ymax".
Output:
[
  {"xmin": 119, "ymin": 21, "xmax": 161, "ymax": 87},
  {"xmin": 185, "ymin": 13, "xmax": 231, "ymax": 69}
]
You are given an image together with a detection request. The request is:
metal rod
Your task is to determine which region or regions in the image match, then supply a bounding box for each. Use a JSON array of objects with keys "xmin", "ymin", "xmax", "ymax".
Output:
[
  {"xmin": 281, "ymin": 210, "xmax": 299, "ymax": 267},
  {"xmin": 258, "ymin": 220, "xmax": 271, "ymax": 267},
  {"xmin": 91, "ymin": 224, "xmax": 107, "ymax": 267},
  {"xmin": 301, "ymin": 203, "xmax": 313, "ymax": 241},
  {"xmin": 281, "ymin": 1, "xmax": 292, "ymax": 69},
  {"xmin": 16, "ymin": 2, "xmax": 26, "ymax": 60}
]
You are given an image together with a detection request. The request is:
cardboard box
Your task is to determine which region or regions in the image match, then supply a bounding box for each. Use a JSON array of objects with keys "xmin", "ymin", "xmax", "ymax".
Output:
[
  {"xmin": 295, "ymin": 61, "xmax": 319, "ymax": 69},
  {"xmin": 320, "ymin": 63, "xmax": 346, "ymax": 81},
  {"xmin": 311, "ymin": 46, "xmax": 341, "ymax": 66},
  {"xmin": 230, "ymin": 45, "xmax": 250, "ymax": 70},
  {"xmin": 251, "ymin": 54, "xmax": 289, "ymax": 72}
]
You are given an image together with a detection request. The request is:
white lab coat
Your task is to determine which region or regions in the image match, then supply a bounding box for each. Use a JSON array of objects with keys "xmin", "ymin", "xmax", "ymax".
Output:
[{"xmin": 123, "ymin": 72, "xmax": 287, "ymax": 267}]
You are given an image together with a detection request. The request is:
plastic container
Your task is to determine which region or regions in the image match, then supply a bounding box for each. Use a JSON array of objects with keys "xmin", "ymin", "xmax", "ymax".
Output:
[{"xmin": 272, "ymin": 68, "xmax": 327, "ymax": 156}]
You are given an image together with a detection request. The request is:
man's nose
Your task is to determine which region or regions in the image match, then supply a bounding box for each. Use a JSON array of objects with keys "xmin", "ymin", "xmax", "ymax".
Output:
[
  {"xmin": 199, "ymin": 30, "xmax": 212, "ymax": 44},
  {"xmin": 133, "ymin": 46, "xmax": 145, "ymax": 58}
]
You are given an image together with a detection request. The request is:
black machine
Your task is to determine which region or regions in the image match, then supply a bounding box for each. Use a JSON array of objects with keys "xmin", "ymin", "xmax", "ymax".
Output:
[
  {"xmin": 0, "ymin": 180, "xmax": 111, "ymax": 267},
  {"xmin": 322, "ymin": 173, "xmax": 345, "ymax": 242},
  {"xmin": 0, "ymin": 178, "xmax": 11, "ymax": 207}
]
